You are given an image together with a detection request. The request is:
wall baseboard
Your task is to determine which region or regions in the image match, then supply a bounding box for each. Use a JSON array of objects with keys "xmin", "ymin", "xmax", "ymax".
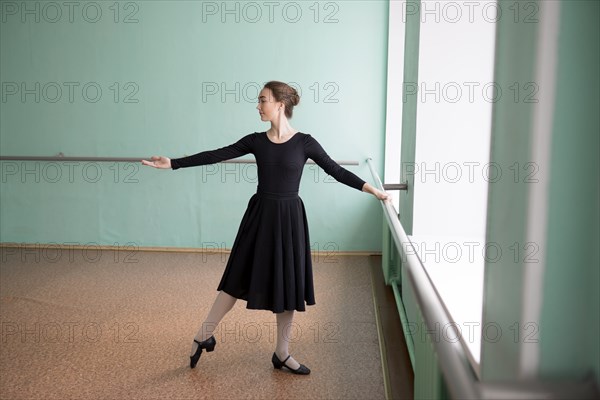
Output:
[{"xmin": 0, "ymin": 242, "xmax": 381, "ymax": 257}]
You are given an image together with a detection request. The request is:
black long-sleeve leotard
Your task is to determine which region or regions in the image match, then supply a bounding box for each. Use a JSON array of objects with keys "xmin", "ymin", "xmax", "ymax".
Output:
[{"xmin": 170, "ymin": 132, "xmax": 366, "ymax": 193}]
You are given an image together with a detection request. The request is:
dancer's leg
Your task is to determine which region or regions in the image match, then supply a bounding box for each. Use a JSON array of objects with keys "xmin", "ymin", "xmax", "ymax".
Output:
[
  {"xmin": 275, "ymin": 310, "xmax": 301, "ymax": 370},
  {"xmin": 190, "ymin": 290, "xmax": 237, "ymax": 356}
]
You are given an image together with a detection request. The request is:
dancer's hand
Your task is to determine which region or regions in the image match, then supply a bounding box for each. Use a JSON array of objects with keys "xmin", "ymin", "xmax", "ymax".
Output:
[
  {"xmin": 373, "ymin": 188, "xmax": 392, "ymax": 202},
  {"xmin": 141, "ymin": 156, "xmax": 171, "ymax": 169},
  {"xmin": 362, "ymin": 183, "xmax": 392, "ymax": 202}
]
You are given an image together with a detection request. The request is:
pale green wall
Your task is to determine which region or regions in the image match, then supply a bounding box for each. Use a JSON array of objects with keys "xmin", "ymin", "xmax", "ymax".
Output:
[
  {"xmin": 0, "ymin": 1, "xmax": 389, "ymax": 251},
  {"xmin": 540, "ymin": 1, "xmax": 599, "ymax": 382}
]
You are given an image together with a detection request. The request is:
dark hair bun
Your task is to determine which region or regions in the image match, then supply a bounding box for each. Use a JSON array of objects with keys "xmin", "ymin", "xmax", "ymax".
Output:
[
  {"xmin": 290, "ymin": 91, "xmax": 300, "ymax": 106},
  {"xmin": 264, "ymin": 80, "xmax": 301, "ymax": 119}
]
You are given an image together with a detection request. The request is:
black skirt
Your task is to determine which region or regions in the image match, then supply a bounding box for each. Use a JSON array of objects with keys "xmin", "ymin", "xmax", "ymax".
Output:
[{"xmin": 216, "ymin": 189, "xmax": 316, "ymax": 313}]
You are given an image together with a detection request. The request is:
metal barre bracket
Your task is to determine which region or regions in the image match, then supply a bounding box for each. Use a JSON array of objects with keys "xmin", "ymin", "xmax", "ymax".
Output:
[{"xmin": 383, "ymin": 183, "xmax": 408, "ymax": 191}]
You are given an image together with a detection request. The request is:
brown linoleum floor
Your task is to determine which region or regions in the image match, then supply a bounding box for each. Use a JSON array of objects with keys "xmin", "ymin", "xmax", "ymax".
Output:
[{"xmin": 0, "ymin": 247, "xmax": 386, "ymax": 400}]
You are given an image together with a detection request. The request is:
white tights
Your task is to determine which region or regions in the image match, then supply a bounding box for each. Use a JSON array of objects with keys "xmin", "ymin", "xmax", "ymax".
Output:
[
  {"xmin": 274, "ymin": 309, "xmax": 301, "ymax": 370},
  {"xmin": 190, "ymin": 291, "xmax": 301, "ymax": 370}
]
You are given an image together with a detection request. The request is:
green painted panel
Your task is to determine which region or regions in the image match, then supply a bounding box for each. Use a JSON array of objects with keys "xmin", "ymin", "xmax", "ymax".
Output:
[
  {"xmin": 392, "ymin": 281, "xmax": 415, "ymax": 368},
  {"xmin": 412, "ymin": 285, "xmax": 445, "ymax": 400},
  {"xmin": 398, "ymin": 0, "xmax": 420, "ymax": 235},
  {"xmin": 540, "ymin": 0, "xmax": 600, "ymax": 382}
]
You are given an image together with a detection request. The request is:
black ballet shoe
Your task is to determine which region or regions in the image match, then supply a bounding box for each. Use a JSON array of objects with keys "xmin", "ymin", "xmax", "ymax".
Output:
[
  {"xmin": 190, "ymin": 335, "xmax": 216, "ymax": 369},
  {"xmin": 271, "ymin": 352, "xmax": 311, "ymax": 375}
]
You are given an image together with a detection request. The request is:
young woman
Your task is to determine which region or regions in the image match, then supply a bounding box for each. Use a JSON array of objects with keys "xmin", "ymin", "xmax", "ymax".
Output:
[{"xmin": 142, "ymin": 80, "xmax": 390, "ymax": 375}]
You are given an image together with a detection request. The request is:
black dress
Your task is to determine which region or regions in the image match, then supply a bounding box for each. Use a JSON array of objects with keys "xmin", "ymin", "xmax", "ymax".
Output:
[{"xmin": 171, "ymin": 131, "xmax": 366, "ymax": 313}]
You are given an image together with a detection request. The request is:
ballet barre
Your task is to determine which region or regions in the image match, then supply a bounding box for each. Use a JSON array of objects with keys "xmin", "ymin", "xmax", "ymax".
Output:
[{"xmin": 0, "ymin": 155, "xmax": 359, "ymax": 166}]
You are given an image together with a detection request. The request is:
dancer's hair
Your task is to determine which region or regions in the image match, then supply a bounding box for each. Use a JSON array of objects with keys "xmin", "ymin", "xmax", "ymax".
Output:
[{"xmin": 263, "ymin": 81, "xmax": 300, "ymax": 119}]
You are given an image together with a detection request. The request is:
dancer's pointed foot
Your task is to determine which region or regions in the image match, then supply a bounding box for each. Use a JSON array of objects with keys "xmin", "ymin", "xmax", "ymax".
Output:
[
  {"xmin": 189, "ymin": 332, "xmax": 214, "ymax": 357},
  {"xmin": 189, "ymin": 335, "xmax": 216, "ymax": 368}
]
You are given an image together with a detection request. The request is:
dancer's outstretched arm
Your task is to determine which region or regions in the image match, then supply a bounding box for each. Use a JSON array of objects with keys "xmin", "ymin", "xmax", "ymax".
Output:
[
  {"xmin": 142, "ymin": 132, "xmax": 256, "ymax": 170},
  {"xmin": 304, "ymin": 134, "xmax": 391, "ymax": 202}
]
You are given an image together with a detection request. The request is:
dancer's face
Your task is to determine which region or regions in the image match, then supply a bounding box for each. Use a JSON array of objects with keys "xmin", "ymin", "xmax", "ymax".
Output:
[{"xmin": 256, "ymin": 88, "xmax": 283, "ymax": 122}]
